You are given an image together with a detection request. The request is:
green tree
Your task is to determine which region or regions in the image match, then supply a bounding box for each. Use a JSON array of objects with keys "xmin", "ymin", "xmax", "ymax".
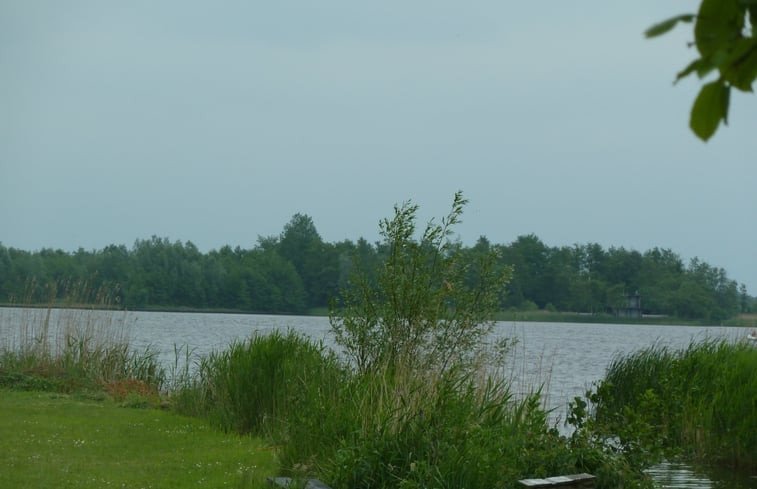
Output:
[
  {"xmin": 505, "ymin": 234, "xmax": 550, "ymax": 308},
  {"xmin": 0, "ymin": 244, "xmax": 10, "ymax": 301},
  {"xmin": 646, "ymin": 1, "xmax": 756, "ymax": 140},
  {"xmin": 638, "ymin": 248, "xmax": 685, "ymax": 315},
  {"xmin": 278, "ymin": 213, "xmax": 338, "ymax": 308},
  {"xmin": 602, "ymin": 247, "xmax": 642, "ymax": 293}
]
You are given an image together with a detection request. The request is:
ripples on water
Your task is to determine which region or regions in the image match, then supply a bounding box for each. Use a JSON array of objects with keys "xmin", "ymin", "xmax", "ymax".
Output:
[
  {"xmin": 646, "ymin": 463, "xmax": 714, "ymax": 489},
  {"xmin": 2, "ymin": 307, "xmax": 755, "ymax": 488},
  {"xmin": 646, "ymin": 462, "xmax": 757, "ymax": 489}
]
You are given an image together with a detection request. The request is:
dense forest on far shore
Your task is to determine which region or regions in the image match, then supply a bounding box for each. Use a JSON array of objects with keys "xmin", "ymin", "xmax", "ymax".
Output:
[{"xmin": 1, "ymin": 214, "xmax": 753, "ymax": 321}]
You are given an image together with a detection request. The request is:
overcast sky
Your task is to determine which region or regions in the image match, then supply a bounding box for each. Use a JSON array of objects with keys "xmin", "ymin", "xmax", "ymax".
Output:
[{"xmin": 2, "ymin": 1, "xmax": 756, "ymax": 293}]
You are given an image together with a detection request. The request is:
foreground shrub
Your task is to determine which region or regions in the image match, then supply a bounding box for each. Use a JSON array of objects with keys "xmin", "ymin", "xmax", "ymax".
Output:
[
  {"xmin": 180, "ymin": 332, "xmax": 651, "ymax": 489},
  {"xmin": 590, "ymin": 339, "xmax": 757, "ymax": 470},
  {"xmin": 313, "ymin": 368, "xmax": 571, "ymax": 489},
  {"xmin": 331, "ymin": 191, "xmax": 511, "ymax": 376}
]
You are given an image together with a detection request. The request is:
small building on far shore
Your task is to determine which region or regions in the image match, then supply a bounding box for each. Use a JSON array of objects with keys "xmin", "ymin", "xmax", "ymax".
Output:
[{"xmin": 616, "ymin": 292, "xmax": 642, "ymax": 319}]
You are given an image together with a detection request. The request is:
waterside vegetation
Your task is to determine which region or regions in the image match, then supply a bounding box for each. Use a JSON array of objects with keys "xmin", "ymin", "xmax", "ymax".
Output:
[
  {"xmin": 0, "ymin": 303, "xmax": 163, "ymax": 395},
  {"xmin": 2, "ymin": 194, "xmax": 754, "ymax": 488},
  {"xmin": 170, "ymin": 193, "xmax": 653, "ymax": 488},
  {"xmin": 584, "ymin": 339, "xmax": 757, "ymax": 472}
]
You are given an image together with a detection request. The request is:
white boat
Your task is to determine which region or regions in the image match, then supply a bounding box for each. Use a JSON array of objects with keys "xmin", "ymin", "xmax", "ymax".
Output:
[{"xmin": 747, "ymin": 331, "xmax": 757, "ymax": 343}]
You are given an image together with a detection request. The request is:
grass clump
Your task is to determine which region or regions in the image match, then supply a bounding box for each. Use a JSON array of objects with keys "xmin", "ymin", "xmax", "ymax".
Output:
[
  {"xmin": 173, "ymin": 329, "xmax": 347, "ymax": 436},
  {"xmin": 588, "ymin": 338, "xmax": 757, "ymax": 471}
]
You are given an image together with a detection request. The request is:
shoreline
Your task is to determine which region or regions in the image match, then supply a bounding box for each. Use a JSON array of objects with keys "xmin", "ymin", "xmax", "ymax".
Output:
[{"xmin": 2, "ymin": 302, "xmax": 755, "ymax": 328}]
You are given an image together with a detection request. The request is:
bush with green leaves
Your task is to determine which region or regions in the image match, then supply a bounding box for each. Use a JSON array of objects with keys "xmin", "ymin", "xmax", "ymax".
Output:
[{"xmin": 330, "ymin": 191, "xmax": 511, "ymax": 375}]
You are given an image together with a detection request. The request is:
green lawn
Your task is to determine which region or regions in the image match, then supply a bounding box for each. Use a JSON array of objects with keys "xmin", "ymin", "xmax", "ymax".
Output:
[{"xmin": 0, "ymin": 390, "xmax": 277, "ymax": 489}]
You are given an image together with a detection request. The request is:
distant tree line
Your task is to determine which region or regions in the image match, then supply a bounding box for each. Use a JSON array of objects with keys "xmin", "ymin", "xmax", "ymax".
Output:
[{"xmin": 0, "ymin": 214, "xmax": 752, "ymax": 321}]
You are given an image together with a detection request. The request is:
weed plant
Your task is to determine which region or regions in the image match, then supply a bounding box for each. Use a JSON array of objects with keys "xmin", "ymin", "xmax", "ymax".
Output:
[{"xmin": 589, "ymin": 338, "xmax": 757, "ymax": 470}]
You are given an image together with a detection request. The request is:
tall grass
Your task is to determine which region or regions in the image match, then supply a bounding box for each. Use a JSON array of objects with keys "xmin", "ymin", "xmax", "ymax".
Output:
[
  {"xmin": 0, "ymin": 293, "xmax": 164, "ymax": 393},
  {"xmin": 172, "ymin": 330, "xmax": 347, "ymax": 436},
  {"xmin": 174, "ymin": 331, "xmax": 649, "ymax": 489},
  {"xmin": 307, "ymin": 366, "xmax": 569, "ymax": 489},
  {"xmin": 592, "ymin": 338, "xmax": 757, "ymax": 470}
]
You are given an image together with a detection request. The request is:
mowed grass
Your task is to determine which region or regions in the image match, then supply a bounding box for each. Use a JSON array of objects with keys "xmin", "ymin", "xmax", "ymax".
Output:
[{"xmin": 0, "ymin": 390, "xmax": 276, "ymax": 489}]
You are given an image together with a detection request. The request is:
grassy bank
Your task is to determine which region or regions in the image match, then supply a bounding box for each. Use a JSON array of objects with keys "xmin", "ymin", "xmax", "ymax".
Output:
[
  {"xmin": 589, "ymin": 339, "xmax": 757, "ymax": 470},
  {"xmin": 722, "ymin": 313, "xmax": 757, "ymax": 328},
  {"xmin": 5, "ymin": 300, "xmax": 752, "ymax": 488},
  {"xmin": 0, "ymin": 279, "xmax": 657, "ymax": 488},
  {"xmin": 0, "ymin": 390, "xmax": 275, "ymax": 488},
  {"xmin": 0, "ymin": 304, "xmax": 278, "ymax": 488},
  {"xmin": 1, "ymin": 305, "xmax": 654, "ymax": 489}
]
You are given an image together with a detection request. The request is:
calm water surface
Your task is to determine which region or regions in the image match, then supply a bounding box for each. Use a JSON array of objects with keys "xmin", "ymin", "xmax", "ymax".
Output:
[{"xmin": 2, "ymin": 308, "xmax": 755, "ymax": 488}]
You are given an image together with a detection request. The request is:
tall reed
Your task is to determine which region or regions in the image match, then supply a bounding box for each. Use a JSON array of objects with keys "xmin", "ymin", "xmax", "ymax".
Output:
[
  {"xmin": 0, "ymin": 285, "xmax": 164, "ymax": 393},
  {"xmin": 592, "ymin": 338, "xmax": 757, "ymax": 470}
]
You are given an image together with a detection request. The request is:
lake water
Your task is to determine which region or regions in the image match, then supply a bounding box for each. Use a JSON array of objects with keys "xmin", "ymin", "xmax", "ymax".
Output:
[{"xmin": 2, "ymin": 307, "xmax": 756, "ymax": 488}]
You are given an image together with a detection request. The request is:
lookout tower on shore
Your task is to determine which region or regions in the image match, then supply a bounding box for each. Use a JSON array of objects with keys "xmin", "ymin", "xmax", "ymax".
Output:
[{"xmin": 616, "ymin": 292, "xmax": 642, "ymax": 319}]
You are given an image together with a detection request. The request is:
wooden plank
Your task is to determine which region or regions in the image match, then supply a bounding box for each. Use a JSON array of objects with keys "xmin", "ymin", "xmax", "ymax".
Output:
[
  {"xmin": 267, "ymin": 476, "xmax": 333, "ymax": 489},
  {"xmin": 518, "ymin": 472, "xmax": 595, "ymax": 488}
]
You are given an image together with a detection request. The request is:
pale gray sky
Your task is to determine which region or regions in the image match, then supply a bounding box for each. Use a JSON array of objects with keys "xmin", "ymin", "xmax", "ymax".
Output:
[{"xmin": 2, "ymin": 1, "xmax": 756, "ymax": 292}]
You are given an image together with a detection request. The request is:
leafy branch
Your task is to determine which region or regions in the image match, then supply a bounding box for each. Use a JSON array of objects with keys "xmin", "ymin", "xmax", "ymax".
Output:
[{"xmin": 646, "ymin": 0, "xmax": 756, "ymax": 141}]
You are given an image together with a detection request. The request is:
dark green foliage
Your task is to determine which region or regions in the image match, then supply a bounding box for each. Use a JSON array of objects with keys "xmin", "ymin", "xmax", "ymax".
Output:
[
  {"xmin": 0, "ymin": 371, "xmax": 61, "ymax": 391},
  {"xmin": 0, "ymin": 215, "xmax": 748, "ymax": 321},
  {"xmin": 277, "ymin": 214, "xmax": 341, "ymax": 309}
]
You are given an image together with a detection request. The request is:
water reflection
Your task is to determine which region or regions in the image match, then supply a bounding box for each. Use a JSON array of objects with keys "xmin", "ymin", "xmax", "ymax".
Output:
[
  {"xmin": 646, "ymin": 462, "xmax": 714, "ymax": 489},
  {"xmin": 646, "ymin": 462, "xmax": 757, "ymax": 489}
]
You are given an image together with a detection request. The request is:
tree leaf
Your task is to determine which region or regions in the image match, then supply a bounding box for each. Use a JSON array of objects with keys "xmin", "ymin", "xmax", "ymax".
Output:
[
  {"xmin": 675, "ymin": 58, "xmax": 707, "ymax": 82},
  {"xmin": 689, "ymin": 80, "xmax": 730, "ymax": 141},
  {"xmin": 722, "ymin": 39, "xmax": 757, "ymax": 91},
  {"xmin": 694, "ymin": 0, "xmax": 743, "ymax": 57},
  {"xmin": 644, "ymin": 14, "xmax": 695, "ymax": 38}
]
